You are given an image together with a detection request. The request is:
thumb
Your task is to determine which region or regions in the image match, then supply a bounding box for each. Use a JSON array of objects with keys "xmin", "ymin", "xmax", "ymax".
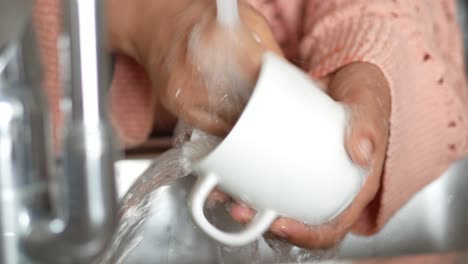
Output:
[{"xmin": 326, "ymin": 62, "xmax": 390, "ymax": 169}]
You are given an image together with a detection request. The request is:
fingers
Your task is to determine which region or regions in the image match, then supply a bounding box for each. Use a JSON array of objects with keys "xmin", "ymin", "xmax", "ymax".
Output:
[
  {"xmin": 207, "ymin": 188, "xmax": 231, "ymax": 204},
  {"xmin": 269, "ymin": 219, "xmax": 346, "ymax": 249},
  {"xmin": 229, "ymin": 204, "xmax": 347, "ymax": 249},
  {"xmin": 238, "ymin": 1, "xmax": 283, "ymax": 56},
  {"xmin": 230, "ymin": 202, "xmax": 256, "ymax": 224}
]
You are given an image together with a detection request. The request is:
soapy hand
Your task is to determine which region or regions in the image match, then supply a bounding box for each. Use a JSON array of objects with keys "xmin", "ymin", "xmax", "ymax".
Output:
[
  {"xmin": 214, "ymin": 62, "xmax": 391, "ymax": 249},
  {"xmin": 107, "ymin": 0, "xmax": 282, "ymax": 136}
]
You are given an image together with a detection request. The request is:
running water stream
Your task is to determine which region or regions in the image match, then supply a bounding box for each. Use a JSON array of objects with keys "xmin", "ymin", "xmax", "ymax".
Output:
[
  {"xmin": 216, "ymin": 0, "xmax": 240, "ymax": 28},
  {"xmin": 98, "ymin": 127, "xmax": 222, "ymax": 263}
]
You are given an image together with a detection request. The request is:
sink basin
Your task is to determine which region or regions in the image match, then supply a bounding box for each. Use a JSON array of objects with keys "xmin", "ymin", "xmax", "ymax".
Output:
[
  {"xmin": 339, "ymin": 158, "xmax": 468, "ymax": 259},
  {"xmin": 112, "ymin": 157, "xmax": 468, "ymax": 263}
]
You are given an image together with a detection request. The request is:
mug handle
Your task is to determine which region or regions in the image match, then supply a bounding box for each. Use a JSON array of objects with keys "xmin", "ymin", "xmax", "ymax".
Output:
[{"xmin": 188, "ymin": 173, "xmax": 277, "ymax": 246}]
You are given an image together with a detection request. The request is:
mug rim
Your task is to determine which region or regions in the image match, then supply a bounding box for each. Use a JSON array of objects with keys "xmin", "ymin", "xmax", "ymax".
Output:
[{"xmin": 193, "ymin": 51, "xmax": 282, "ymax": 166}]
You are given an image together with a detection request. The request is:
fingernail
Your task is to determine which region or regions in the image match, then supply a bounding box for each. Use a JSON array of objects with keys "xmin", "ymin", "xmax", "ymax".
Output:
[
  {"xmin": 271, "ymin": 219, "xmax": 289, "ymax": 239},
  {"xmin": 275, "ymin": 228, "xmax": 289, "ymax": 239},
  {"xmin": 358, "ymin": 138, "xmax": 373, "ymax": 164}
]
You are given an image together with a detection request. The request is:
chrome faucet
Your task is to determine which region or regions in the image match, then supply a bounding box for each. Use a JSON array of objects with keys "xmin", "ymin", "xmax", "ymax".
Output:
[{"xmin": 0, "ymin": 0, "xmax": 118, "ymax": 263}]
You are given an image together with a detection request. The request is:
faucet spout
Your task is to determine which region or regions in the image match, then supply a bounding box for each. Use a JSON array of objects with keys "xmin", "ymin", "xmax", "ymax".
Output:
[{"xmin": 0, "ymin": 0, "xmax": 118, "ymax": 263}]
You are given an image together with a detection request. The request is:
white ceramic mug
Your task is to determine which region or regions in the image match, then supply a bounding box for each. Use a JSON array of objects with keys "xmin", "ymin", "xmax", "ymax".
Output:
[{"xmin": 188, "ymin": 52, "xmax": 365, "ymax": 246}]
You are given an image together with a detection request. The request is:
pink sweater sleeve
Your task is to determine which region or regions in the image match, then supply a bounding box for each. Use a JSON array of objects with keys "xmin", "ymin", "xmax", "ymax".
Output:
[{"xmin": 250, "ymin": 0, "xmax": 468, "ymax": 234}]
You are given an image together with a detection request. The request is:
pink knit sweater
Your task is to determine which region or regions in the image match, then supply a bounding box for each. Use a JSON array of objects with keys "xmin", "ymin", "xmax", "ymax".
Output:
[{"xmin": 34, "ymin": 0, "xmax": 468, "ymax": 235}]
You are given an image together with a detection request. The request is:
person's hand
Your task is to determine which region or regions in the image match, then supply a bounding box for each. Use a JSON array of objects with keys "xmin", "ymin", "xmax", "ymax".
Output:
[
  {"xmin": 107, "ymin": 0, "xmax": 282, "ymax": 136},
  {"xmin": 212, "ymin": 62, "xmax": 391, "ymax": 249}
]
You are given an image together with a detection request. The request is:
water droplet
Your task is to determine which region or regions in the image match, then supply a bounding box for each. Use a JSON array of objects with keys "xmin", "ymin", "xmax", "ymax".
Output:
[{"xmin": 253, "ymin": 33, "xmax": 261, "ymax": 44}]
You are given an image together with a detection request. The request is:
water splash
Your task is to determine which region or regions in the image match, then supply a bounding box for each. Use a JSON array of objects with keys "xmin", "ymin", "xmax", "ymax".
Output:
[
  {"xmin": 265, "ymin": 238, "xmax": 341, "ymax": 263},
  {"xmin": 204, "ymin": 203, "xmax": 262, "ymax": 264},
  {"xmin": 97, "ymin": 127, "xmax": 222, "ymax": 264},
  {"xmin": 98, "ymin": 147, "xmax": 187, "ymax": 264}
]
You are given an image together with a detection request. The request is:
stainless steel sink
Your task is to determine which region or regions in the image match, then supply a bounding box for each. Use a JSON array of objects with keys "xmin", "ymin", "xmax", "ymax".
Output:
[
  {"xmin": 112, "ymin": 157, "xmax": 468, "ymax": 263},
  {"xmin": 340, "ymin": 158, "xmax": 468, "ymax": 259}
]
